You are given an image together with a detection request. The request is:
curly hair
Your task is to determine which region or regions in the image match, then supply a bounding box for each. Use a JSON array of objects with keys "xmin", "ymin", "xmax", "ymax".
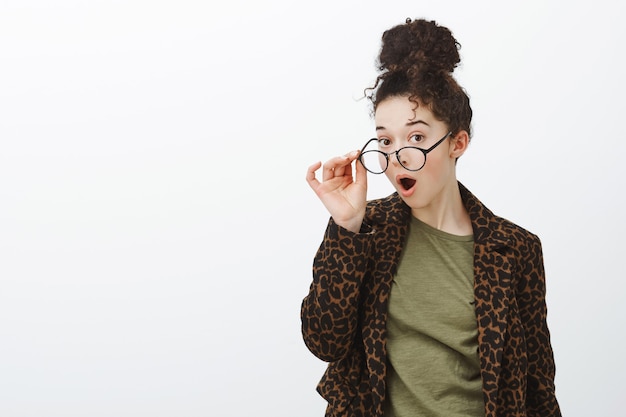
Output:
[{"xmin": 367, "ymin": 18, "xmax": 473, "ymax": 139}]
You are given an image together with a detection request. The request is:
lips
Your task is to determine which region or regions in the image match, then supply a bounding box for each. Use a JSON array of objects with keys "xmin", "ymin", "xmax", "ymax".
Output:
[{"xmin": 395, "ymin": 174, "xmax": 417, "ymax": 197}]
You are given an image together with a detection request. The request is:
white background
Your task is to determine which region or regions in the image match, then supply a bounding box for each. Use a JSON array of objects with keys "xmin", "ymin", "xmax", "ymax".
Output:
[{"xmin": 1, "ymin": 1, "xmax": 624, "ymax": 416}]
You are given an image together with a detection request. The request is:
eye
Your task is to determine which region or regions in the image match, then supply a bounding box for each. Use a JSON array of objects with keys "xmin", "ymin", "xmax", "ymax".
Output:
[
  {"xmin": 409, "ymin": 134, "xmax": 425, "ymax": 144},
  {"xmin": 377, "ymin": 138, "xmax": 391, "ymax": 148}
]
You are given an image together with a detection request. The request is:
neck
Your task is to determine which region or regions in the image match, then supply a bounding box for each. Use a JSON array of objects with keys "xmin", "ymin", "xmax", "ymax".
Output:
[{"xmin": 411, "ymin": 181, "xmax": 472, "ymax": 236}]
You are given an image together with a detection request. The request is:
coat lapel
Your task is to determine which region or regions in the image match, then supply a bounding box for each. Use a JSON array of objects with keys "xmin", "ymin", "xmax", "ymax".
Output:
[
  {"xmin": 460, "ymin": 183, "xmax": 513, "ymax": 414},
  {"xmin": 362, "ymin": 193, "xmax": 411, "ymax": 414}
]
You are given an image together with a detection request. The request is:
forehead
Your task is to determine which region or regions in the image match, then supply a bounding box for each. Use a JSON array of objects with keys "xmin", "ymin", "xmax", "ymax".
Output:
[{"xmin": 374, "ymin": 96, "xmax": 437, "ymax": 127}]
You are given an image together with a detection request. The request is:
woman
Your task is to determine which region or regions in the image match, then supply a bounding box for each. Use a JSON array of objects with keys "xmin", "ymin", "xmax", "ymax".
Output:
[{"xmin": 302, "ymin": 18, "xmax": 560, "ymax": 417}]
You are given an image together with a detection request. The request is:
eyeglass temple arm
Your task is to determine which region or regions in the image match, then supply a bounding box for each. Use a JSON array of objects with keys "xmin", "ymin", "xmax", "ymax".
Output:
[{"xmin": 360, "ymin": 138, "xmax": 379, "ymax": 154}]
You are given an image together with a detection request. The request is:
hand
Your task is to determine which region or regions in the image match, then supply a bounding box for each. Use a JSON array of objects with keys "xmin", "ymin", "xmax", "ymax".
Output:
[{"xmin": 306, "ymin": 150, "xmax": 367, "ymax": 233}]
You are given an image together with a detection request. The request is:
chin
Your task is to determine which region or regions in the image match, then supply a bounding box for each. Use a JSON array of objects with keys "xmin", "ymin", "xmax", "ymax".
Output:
[{"xmin": 397, "ymin": 192, "xmax": 423, "ymax": 210}]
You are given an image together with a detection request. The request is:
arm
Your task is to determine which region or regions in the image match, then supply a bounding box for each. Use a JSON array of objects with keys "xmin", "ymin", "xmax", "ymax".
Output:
[
  {"xmin": 301, "ymin": 217, "xmax": 373, "ymax": 362},
  {"xmin": 517, "ymin": 234, "xmax": 561, "ymax": 417}
]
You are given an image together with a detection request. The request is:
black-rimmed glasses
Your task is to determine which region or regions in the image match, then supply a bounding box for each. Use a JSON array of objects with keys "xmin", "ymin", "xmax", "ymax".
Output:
[{"xmin": 358, "ymin": 132, "xmax": 452, "ymax": 174}]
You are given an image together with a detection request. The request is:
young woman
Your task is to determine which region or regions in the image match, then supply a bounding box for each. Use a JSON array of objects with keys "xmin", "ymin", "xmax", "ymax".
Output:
[{"xmin": 302, "ymin": 18, "xmax": 560, "ymax": 417}]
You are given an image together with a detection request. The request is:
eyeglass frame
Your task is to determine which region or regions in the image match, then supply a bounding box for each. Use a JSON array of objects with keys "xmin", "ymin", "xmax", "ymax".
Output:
[{"xmin": 357, "ymin": 131, "xmax": 453, "ymax": 174}]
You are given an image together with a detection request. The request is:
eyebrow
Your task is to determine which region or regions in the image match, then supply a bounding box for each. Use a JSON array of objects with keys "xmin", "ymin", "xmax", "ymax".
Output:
[{"xmin": 375, "ymin": 119, "xmax": 430, "ymax": 131}]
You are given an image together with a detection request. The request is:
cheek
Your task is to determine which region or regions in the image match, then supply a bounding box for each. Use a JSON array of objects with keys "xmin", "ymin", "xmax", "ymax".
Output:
[
  {"xmin": 384, "ymin": 170, "xmax": 395, "ymax": 185},
  {"xmin": 423, "ymin": 151, "xmax": 449, "ymax": 173}
]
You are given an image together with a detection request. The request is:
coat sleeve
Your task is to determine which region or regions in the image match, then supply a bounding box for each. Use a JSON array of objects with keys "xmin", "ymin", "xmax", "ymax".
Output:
[
  {"xmin": 517, "ymin": 233, "xmax": 561, "ymax": 417},
  {"xmin": 301, "ymin": 217, "xmax": 374, "ymax": 362}
]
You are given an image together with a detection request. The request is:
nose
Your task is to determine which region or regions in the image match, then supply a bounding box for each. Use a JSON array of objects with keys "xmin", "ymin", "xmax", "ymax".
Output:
[
  {"xmin": 398, "ymin": 149, "xmax": 411, "ymax": 166},
  {"xmin": 393, "ymin": 148, "xmax": 413, "ymax": 168},
  {"xmin": 389, "ymin": 148, "xmax": 404, "ymax": 168}
]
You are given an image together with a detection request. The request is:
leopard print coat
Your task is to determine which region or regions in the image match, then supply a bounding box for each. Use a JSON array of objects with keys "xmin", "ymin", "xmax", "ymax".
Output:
[{"xmin": 301, "ymin": 183, "xmax": 560, "ymax": 417}]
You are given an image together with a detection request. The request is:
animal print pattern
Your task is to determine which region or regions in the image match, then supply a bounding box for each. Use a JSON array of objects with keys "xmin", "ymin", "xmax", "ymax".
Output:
[{"xmin": 301, "ymin": 183, "xmax": 561, "ymax": 417}]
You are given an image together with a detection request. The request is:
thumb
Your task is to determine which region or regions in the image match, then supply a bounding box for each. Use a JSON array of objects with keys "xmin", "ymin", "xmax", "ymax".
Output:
[{"xmin": 354, "ymin": 150, "xmax": 368, "ymax": 187}]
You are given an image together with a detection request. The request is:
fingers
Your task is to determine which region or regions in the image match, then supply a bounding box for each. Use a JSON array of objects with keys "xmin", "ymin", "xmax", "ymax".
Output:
[
  {"xmin": 322, "ymin": 151, "xmax": 359, "ymax": 181},
  {"xmin": 306, "ymin": 161, "xmax": 322, "ymax": 191},
  {"xmin": 354, "ymin": 150, "xmax": 368, "ymax": 186},
  {"xmin": 332, "ymin": 153, "xmax": 354, "ymax": 178},
  {"xmin": 307, "ymin": 151, "xmax": 361, "ymax": 196}
]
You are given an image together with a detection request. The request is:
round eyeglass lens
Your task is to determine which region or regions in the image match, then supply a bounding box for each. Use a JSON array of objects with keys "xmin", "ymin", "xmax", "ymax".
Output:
[
  {"xmin": 360, "ymin": 150, "xmax": 388, "ymax": 174},
  {"xmin": 396, "ymin": 147, "xmax": 426, "ymax": 171}
]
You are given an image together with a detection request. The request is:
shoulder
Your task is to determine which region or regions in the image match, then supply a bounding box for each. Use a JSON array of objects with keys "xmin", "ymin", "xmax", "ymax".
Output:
[
  {"xmin": 365, "ymin": 192, "xmax": 409, "ymax": 220},
  {"xmin": 365, "ymin": 192, "xmax": 403, "ymax": 210},
  {"xmin": 460, "ymin": 182, "xmax": 542, "ymax": 250},
  {"xmin": 493, "ymin": 214, "xmax": 541, "ymax": 247},
  {"xmin": 363, "ymin": 193, "xmax": 411, "ymax": 231},
  {"xmin": 493, "ymin": 213, "xmax": 544, "ymax": 264}
]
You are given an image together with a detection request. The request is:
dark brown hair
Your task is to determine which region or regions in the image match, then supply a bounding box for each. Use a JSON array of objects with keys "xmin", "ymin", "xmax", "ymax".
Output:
[{"xmin": 368, "ymin": 18, "xmax": 472, "ymax": 138}]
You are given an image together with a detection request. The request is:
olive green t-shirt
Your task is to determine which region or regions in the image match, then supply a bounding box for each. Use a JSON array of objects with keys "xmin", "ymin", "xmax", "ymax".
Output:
[{"xmin": 383, "ymin": 215, "xmax": 484, "ymax": 417}]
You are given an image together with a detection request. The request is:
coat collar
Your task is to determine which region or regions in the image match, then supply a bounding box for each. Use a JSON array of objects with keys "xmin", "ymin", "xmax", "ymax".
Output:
[{"xmin": 458, "ymin": 182, "xmax": 512, "ymax": 251}]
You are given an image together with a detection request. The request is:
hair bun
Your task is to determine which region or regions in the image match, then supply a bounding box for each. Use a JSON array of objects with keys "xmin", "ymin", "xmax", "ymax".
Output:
[{"xmin": 378, "ymin": 18, "xmax": 460, "ymax": 75}]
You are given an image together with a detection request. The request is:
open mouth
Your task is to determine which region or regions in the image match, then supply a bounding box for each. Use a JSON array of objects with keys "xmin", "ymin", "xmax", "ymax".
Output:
[{"xmin": 399, "ymin": 177, "xmax": 416, "ymax": 191}]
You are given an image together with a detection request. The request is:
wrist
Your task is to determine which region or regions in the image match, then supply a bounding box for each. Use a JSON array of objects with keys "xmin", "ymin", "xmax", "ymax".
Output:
[{"xmin": 334, "ymin": 216, "xmax": 364, "ymax": 234}]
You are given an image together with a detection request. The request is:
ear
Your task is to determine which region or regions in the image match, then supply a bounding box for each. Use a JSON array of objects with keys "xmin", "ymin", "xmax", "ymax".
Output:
[{"xmin": 449, "ymin": 130, "xmax": 470, "ymax": 159}]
